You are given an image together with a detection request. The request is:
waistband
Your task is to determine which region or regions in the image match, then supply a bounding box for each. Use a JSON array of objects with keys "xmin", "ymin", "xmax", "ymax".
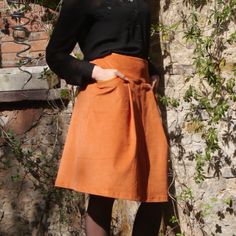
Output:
[{"xmin": 89, "ymin": 53, "xmax": 149, "ymax": 81}]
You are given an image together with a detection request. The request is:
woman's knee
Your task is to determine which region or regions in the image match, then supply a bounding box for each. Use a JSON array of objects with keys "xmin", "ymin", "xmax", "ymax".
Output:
[
  {"xmin": 138, "ymin": 202, "xmax": 163, "ymax": 220},
  {"xmin": 132, "ymin": 202, "xmax": 163, "ymax": 236},
  {"xmin": 87, "ymin": 195, "xmax": 115, "ymax": 230},
  {"xmin": 87, "ymin": 194, "xmax": 115, "ymax": 212},
  {"xmin": 139, "ymin": 202, "xmax": 163, "ymax": 211}
]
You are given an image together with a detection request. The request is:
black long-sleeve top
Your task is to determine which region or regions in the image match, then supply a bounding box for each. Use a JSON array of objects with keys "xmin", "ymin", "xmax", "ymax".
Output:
[{"xmin": 45, "ymin": 0, "xmax": 160, "ymax": 87}]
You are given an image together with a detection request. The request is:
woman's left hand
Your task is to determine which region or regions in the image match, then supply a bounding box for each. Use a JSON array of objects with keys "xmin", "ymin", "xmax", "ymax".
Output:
[{"xmin": 150, "ymin": 75, "xmax": 160, "ymax": 90}]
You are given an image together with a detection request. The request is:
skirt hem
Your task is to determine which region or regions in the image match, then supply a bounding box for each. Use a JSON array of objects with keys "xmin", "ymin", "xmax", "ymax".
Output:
[{"xmin": 54, "ymin": 183, "xmax": 169, "ymax": 203}]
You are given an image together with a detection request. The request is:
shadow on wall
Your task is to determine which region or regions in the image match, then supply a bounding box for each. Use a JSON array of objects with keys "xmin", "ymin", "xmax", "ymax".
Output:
[
  {"xmin": 149, "ymin": 0, "xmax": 182, "ymax": 235},
  {"xmin": 164, "ymin": 0, "xmax": 209, "ymax": 11},
  {"xmin": 183, "ymin": 0, "xmax": 208, "ymax": 9}
]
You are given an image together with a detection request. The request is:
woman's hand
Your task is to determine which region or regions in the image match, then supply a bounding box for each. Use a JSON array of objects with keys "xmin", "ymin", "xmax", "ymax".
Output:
[
  {"xmin": 92, "ymin": 65, "xmax": 128, "ymax": 82},
  {"xmin": 150, "ymin": 74, "xmax": 160, "ymax": 90}
]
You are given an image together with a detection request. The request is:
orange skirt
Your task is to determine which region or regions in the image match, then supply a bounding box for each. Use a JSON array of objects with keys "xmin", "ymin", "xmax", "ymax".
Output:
[{"xmin": 55, "ymin": 53, "xmax": 168, "ymax": 202}]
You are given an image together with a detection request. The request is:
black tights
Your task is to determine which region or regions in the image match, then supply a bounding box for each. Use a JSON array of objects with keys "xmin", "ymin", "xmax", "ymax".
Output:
[{"xmin": 85, "ymin": 194, "xmax": 163, "ymax": 236}]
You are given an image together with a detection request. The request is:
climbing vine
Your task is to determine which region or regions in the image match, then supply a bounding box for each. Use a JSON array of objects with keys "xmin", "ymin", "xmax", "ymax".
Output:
[
  {"xmin": 153, "ymin": 0, "xmax": 236, "ymax": 235},
  {"xmin": 182, "ymin": 0, "xmax": 236, "ymax": 183},
  {"xmin": 0, "ymin": 108, "xmax": 85, "ymax": 235},
  {"xmin": 0, "ymin": 113, "xmax": 86, "ymax": 234},
  {"xmin": 155, "ymin": 0, "xmax": 236, "ymax": 182}
]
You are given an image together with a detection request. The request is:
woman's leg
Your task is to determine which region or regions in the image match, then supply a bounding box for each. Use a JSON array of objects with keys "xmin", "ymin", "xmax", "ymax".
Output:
[
  {"xmin": 85, "ymin": 194, "xmax": 115, "ymax": 236},
  {"xmin": 132, "ymin": 202, "xmax": 163, "ymax": 236}
]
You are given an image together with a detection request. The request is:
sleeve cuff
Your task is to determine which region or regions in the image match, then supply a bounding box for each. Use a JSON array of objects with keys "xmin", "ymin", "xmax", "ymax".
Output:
[{"xmin": 82, "ymin": 61, "xmax": 96, "ymax": 80}]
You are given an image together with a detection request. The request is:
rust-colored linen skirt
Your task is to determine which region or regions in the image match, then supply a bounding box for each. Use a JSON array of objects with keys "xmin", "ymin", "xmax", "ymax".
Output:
[{"xmin": 55, "ymin": 52, "xmax": 168, "ymax": 202}]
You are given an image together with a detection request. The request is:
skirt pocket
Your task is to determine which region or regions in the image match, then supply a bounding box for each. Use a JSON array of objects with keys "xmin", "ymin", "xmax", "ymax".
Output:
[
  {"xmin": 83, "ymin": 76, "xmax": 131, "ymax": 159},
  {"xmin": 95, "ymin": 76, "xmax": 121, "ymax": 89},
  {"xmin": 91, "ymin": 76, "xmax": 130, "ymax": 112}
]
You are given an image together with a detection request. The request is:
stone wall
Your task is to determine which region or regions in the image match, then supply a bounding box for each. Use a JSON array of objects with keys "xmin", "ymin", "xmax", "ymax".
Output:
[
  {"xmin": 0, "ymin": 105, "xmax": 86, "ymax": 235},
  {"xmin": 158, "ymin": 0, "xmax": 236, "ymax": 235}
]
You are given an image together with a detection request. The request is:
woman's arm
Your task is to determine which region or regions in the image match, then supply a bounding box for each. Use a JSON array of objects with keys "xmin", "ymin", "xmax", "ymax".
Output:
[
  {"xmin": 145, "ymin": 2, "xmax": 161, "ymax": 89},
  {"xmin": 148, "ymin": 59, "xmax": 161, "ymax": 77},
  {"xmin": 45, "ymin": 0, "xmax": 95, "ymax": 87}
]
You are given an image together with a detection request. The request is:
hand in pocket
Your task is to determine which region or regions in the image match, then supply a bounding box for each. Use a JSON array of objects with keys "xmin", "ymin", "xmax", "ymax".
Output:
[{"xmin": 92, "ymin": 65, "xmax": 128, "ymax": 82}]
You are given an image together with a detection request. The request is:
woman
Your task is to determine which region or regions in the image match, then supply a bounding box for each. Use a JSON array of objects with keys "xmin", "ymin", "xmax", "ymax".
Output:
[{"xmin": 45, "ymin": 0, "xmax": 168, "ymax": 235}]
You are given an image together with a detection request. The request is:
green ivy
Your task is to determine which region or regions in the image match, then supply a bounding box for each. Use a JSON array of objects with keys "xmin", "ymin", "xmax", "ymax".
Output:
[
  {"xmin": 158, "ymin": 95, "xmax": 180, "ymax": 108},
  {"xmin": 155, "ymin": 0, "xmax": 236, "ymax": 233},
  {"xmin": 181, "ymin": 0, "xmax": 236, "ymax": 183}
]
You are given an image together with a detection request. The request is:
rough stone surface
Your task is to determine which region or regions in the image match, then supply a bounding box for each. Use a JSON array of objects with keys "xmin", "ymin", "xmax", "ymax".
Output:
[
  {"xmin": 0, "ymin": 106, "xmax": 85, "ymax": 236},
  {"xmin": 158, "ymin": 1, "xmax": 236, "ymax": 236}
]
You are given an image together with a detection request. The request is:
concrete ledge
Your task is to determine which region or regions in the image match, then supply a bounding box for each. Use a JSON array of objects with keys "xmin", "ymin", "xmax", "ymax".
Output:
[
  {"xmin": 0, "ymin": 66, "xmax": 58, "ymax": 91},
  {"xmin": 0, "ymin": 89, "xmax": 70, "ymax": 103}
]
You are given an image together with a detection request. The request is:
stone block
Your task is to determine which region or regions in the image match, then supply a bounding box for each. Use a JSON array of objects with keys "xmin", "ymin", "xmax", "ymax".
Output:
[
  {"xmin": 3, "ymin": 108, "xmax": 43, "ymax": 135},
  {"xmin": 1, "ymin": 41, "xmax": 27, "ymax": 54},
  {"xmin": 29, "ymin": 31, "xmax": 49, "ymax": 41},
  {"xmin": 172, "ymin": 64, "xmax": 195, "ymax": 75},
  {"xmin": 30, "ymin": 39, "xmax": 48, "ymax": 52},
  {"xmin": 1, "ymin": 39, "xmax": 48, "ymax": 54},
  {"xmin": 1, "ymin": 31, "xmax": 49, "ymax": 42},
  {"xmin": 1, "ymin": 51, "xmax": 46, "ymax": 67},
  {"xmin": 222, "ymin": 167, "xmax": 236, "ymax": 179},
  {"xmin": 0, "ymin": 66, "xmax": 49, "ymax": 91}
]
